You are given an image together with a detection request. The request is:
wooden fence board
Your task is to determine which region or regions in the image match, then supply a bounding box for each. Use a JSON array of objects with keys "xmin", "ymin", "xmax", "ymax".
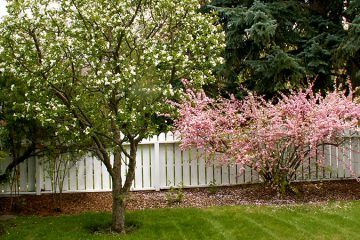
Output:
[
  {"xmin": 27, "ymin": 157, "xmax": 36, "ymax": 192},
  {"xmin": 77, "ymin": 158, "xmax": 86, "ymax": 191},
  {"xmin": 85, "ymin": 155, "xmax": 94, "ymax": 190},
  {"xmin": 93, "ymin": 156, "xmax": 102, "ymax": 190},
  {"xmin": 142, "ymin": 144, "xmax": 152, "ymax": 189},
  {"xmin": 198, "ymin": 151, "xmax": 206, "ymax": 186},
  {"xmin": 1, "ymin": 132, "xmax": 360, "ymax": 195},
  {"xmin": 174, "ymin": 144, "xmax": 183, "ymax": 186}
]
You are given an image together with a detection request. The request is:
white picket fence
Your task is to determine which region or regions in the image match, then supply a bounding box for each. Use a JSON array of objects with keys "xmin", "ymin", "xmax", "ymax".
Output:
[{"xmin": 1, "ymin": 132, "xmax": 360, "ymax": 195}]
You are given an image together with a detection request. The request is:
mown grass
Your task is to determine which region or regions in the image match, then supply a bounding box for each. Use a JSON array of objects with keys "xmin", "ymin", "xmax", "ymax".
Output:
[{"xmin": 2, "ymin": 201, "xmax": 360, "ymax": 240}]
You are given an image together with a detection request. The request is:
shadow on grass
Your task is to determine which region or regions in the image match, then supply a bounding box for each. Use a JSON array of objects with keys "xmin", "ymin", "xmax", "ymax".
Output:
[
  {"xmin": 85, "ymin": 220, "xmax": 141, "ymax": 235},
  {"xmin": 0, "ymin": 223, "xmax": 5, "ymax": 236}
]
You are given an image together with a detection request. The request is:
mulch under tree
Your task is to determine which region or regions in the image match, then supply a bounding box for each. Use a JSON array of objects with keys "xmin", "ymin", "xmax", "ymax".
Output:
[{"xmin": 1, "ymin": 180, "xmax": 360, "ymax": 216}]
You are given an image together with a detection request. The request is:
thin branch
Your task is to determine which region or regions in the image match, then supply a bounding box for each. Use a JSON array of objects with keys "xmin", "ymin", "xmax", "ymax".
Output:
[{"xmin": 28, "ymin": 28, "xmax": 42, "ymax": 65}]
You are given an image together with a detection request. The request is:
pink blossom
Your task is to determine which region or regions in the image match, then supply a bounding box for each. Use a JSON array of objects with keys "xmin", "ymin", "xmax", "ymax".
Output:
[{"xmin": 174, "ymin": 83, "xmax": 360, "ymax": 191}]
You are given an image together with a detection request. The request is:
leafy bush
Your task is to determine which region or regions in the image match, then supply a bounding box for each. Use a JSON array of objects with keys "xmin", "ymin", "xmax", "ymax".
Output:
[
  {"xmin": 174, "ymin": 82, "xmax": 360, "ymax": 193},
  {"xmin": 165, "ymin": 182, "xmax": 184, "ymax": 205}
]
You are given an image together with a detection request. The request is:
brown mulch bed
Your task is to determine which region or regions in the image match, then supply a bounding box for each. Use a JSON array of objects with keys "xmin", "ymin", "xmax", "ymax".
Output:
[{"xmin": 1, "ymin": 179, "xmax": 360, "ymax": 216}]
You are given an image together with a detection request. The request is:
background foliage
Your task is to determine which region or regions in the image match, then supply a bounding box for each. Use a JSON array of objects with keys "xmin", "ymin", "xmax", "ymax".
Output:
[{"xmin": 206, "ymin": 0, "xmax": 360, "ymax": 97}]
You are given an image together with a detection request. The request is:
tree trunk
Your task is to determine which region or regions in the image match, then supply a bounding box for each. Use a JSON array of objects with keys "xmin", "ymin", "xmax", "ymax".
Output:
[
  {"xmin": 0, "ymin": 144, "xmax": 36, "ymax": 183},
  {"xmin": 111, "ymin": 140, "xmax": 138, "ymax": 233},
  {"xmin": 111, "ymin": 181, "xmax": 127, "ymax": 233},
  {"xmin": 111, "ymin": 147, "xmax": 126, "ymax": 233}
]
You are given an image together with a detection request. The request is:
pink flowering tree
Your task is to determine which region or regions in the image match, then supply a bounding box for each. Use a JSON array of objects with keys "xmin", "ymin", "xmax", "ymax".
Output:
[{"xmin": 175, "ymin": 83, "xmax": 360, "ymax": 193}]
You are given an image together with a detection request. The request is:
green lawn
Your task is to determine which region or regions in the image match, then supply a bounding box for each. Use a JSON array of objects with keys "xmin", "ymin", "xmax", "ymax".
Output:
[{"xmin": 2, "ymin": 201, "xmax": 360, "ymax": 240}]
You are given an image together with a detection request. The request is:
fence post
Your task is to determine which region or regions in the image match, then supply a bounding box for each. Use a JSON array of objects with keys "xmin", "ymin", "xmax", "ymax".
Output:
[
  {"xmin": 153, "ymin": 140, "xmax": 160, "ymax": 191},
  {"xmin": 36, "ymin": 157, "xmax": 42, "ymax": 195}
]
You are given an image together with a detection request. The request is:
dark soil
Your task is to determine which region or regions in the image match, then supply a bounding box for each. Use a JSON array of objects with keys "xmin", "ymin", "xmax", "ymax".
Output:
[{"xmin": 1, "ymin": 180, "xmax": 360, "ymax": 216}]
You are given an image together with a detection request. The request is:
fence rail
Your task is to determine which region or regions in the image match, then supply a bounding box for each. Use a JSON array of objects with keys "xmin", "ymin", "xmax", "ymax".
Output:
[{"xmin": 1, "ymin": 132, "xmax": 360, "ymax": 195}]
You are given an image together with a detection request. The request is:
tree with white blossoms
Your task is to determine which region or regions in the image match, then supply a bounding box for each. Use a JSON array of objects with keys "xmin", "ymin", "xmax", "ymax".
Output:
[{"xmin": 0, "ymin": 0, "xmax": 224, "ymax": 233}]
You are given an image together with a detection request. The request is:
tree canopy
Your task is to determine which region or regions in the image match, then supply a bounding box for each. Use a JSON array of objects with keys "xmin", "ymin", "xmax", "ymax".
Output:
[
  {"xmin": 175, "ymin": 83, "xmax": 360, "ymax": 193},
  {"xmin": 0, "ymin": 71, "xmax": 87, "ymax": 183},
  {"xmin": 207, "ymin": 0, "xmax": 360, "ymax": 97},
  {"xmin": 0, "ymin": 0, "xmax": 224, "ymax": 233}
]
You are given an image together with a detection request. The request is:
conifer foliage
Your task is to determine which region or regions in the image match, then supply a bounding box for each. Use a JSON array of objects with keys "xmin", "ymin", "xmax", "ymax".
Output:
[{"xmin": 208, "ymin": 0, "xmax": 360, "ymax": 96}]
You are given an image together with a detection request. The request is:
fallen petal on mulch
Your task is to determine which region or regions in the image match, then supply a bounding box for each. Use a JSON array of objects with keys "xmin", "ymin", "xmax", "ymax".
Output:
[{"xmin": 1, "ymin": 180, "xmax": 360, "ymax": 216}]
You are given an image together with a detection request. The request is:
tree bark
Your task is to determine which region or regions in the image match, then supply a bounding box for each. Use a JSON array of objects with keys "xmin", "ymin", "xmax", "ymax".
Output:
[
  {"xmin": 111, "ymin": 146, "xmax": 126, "ymax": 233},
  {"xmin": 111, "ymin": 140, "xmax": 138, "ymax": 233},
  {"xmin": 111, "ymin": 178, "xmax": 126, "ymax": 233},
  {"xmin": 0, "ymin": 144, "xmax": 36, "ymax": 183},
  {"xmin": 111, "ymin": 193, "xmax": 126, "ymax": 233}
]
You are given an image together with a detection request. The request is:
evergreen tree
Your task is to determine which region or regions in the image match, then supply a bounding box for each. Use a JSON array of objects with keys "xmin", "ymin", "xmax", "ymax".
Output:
[
  {"xmin": 336, "ymin": 0, "xmax": 360, "ymax": 84},
  {"xmin": 208, "ymin": 0, "xmax": 359, "ymax": 97}
]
